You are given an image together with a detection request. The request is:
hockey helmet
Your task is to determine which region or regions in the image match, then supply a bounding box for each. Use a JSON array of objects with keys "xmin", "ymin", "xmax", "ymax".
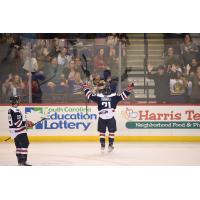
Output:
[
  {"xmin": 10, "ymin": 96, "xmax": 20, "ymax": 105},
  {"xmin": 98, "ymin": 81, "xmax": 111, "ymax": 95},
  {"xmin": 102, "ymin": 84, "xmax": 111, "ymax": 95}
]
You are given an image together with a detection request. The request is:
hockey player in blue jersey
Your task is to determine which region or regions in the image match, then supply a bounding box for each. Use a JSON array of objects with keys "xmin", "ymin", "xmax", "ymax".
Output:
[
  {"xmin": 8, "ymin": 96, "xmax": 34, "ymax": 166},
  {"xmin": 82, "ymin": 81, "xmax": 134, "ymax": 152}
]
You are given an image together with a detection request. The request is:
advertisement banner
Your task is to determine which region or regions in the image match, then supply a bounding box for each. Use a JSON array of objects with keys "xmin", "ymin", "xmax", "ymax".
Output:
[
  {"xmin": 0, "ymin": 105, "xmax": 200, "ymax": 137},
  {"xmin": 117, "ymin": 105, "xmax": 200, "ymax": 136}
]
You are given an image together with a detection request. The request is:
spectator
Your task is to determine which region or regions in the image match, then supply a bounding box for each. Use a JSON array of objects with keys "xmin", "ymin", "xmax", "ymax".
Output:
[
  {"xmin": 68, "ymin": 72, "xmax": 83, "ymax": 101},
  {"xmin": 0, "ymin": 36, "xmax": 22, "ymax": 75},
  {"xmin": 118, "ymin": 33, "xmax": 130, "ymax": 45},
  {"xmin": 31, "ymin": 71, "xmax": 45, "ymax": 103},
  {"xmin": 11, "ymin": 74, "xmax": 25, "ymax": 95},
  {"xmin": 108, "ymin": 47, "xmax": 119, "ymax": 77},
  {"xmin": 0, "ymin": 36, "xmax": 11, "ymax": 63},
  {"xmin": 180, "ymin": 34, "xmax": 199, "ymax": 65},
  {"xmin": 47, "ymin": 38, "xmax": 60, "ymax": 57},
  {"xmin": 41, "ymin": 53, "xmax": 67, "ymax": 97},
  {"xmin": 164, "ymin": 47, "xmax": 183, "ymax": 67},
  {"xmin": 22, "ymin": 51, "xmax": 38, "ymax": 72},
  {"xmin": 34, "ymin": 40, "xmax": 51, "ymax": 68},
  {"xmin": 190, "ymin": 58, "xmax": 199, "ymax": 74},
  {"xmin": 67, "ymin": 60, "xmax": 79, "ymax": 80},
  {"xmin": 2, "ymin": 74, "xmax": 25, "ymax": 100},
  {"xmin": 121, "ymin": 42, "xmax": 127, "ymax": 68},
  {"xmin": 1, "ymin": 35, "xmax": 15, "ymax": 63},
  {"xmin": 94, "ymin": 34, "xmax": 106, "ymax": 46},
  {"xmin": 167, "ymin": 63, "xmax": 182, "ymax": 78},
  {"xmin": 59, "ymin": 73, "xmax": 68, "ymax": 86},
  {"xmin": 74, "ymin": 56, "xmax": 82, "ymax": 68},
  {"xmin": 74, "ymin": 56, "xmax": 85, "ymax": 79},
  {"xmin": 2, "ymin": 74, "xmax": 14, "ymax": 100},
  {"xmin": 169, "ymin": 69, "xmax": 188, "ymax": 103},
  {"xmin": 18, "ymin": 42, "xmax": 28, "ymax": 65},
  {"xmin": 57, "ymin": 47, "xmax": 70, "ymax": 66},
  {"xmin": 185, "ymin": 65, "xmax": 200, "ymax": 104},
  {"xmin": 106, "ymin": 34, "xmax": 118, "ymax": 47},
  {"xmin": 41, "ymin": 57, "xmax": 59, "ymax": 91},
  {"xmin": 147, "ymin": 64, "xmax": 177, "ymax": 103},
  {"xmin": 53, "ymin": 73, "xmax": 69, "ymax": 102},
  {"xmin": 94, "ymin": 48, "xmax": 108, "ymax": 73}
]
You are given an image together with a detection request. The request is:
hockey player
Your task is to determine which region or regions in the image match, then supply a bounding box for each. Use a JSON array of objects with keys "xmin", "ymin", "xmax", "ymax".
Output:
[
  {"xmin": 8, "ymin": 96, "xmax": 34, "ymax": 166},
  {"xmin": 82, "ymin": 81, "xmax": 134, "ymax": 152}
]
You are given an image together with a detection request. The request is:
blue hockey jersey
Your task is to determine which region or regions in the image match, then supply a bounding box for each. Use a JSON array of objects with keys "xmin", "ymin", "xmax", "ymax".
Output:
[{"xmin": 83, "ymin": 87, "xmax": 131, "ymax": 119}]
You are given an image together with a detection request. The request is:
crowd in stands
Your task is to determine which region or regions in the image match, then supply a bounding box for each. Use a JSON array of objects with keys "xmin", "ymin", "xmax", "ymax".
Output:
[
  {"xmin": 0, "ymin": 33, "xmax": 128, "ymax": 103},
  {"xmin": 148, "ymin": 34, "xmax": 200, "ymax": 104},
  {"xmin": 0, "ymin": 33, "xmax": 200, "ymax": 104}
]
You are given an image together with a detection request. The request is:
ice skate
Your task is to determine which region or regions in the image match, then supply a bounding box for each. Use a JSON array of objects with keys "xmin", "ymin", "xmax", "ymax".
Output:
[
  {"xmin": 108, "ymin": 145, "xmax": 114, "ymax": 152},
  {"xmin": 20, "ymin": 161, "xmax": 32, "ymax": 166},
  {"xmin": 101, "ymin": 143, "xmax": 105, "ymax": 152}
]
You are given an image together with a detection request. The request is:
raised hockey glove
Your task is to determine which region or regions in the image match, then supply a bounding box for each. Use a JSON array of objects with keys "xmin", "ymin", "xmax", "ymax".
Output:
[
  {"xmin": 81, "ymin": 83, "xmax": 88, "ymax": 88},
  {"xmin": 126, "ymin": 82, "xmax": 134, "ymax": 92}
]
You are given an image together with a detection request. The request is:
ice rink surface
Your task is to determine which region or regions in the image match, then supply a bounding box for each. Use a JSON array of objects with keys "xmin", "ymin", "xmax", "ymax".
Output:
[{"xmin": 1, "ymin": 142, "xmax": 200, "ymax": 166}]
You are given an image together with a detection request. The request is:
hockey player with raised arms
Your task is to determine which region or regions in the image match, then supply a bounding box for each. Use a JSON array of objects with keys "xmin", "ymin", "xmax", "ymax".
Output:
[
  {"xmin": 82, "ymin": 81, "xmax": 134, "ymax": 152},
  {"xmin": 8, "ymin": 96, "xmax": 34, "ymax": 166}
]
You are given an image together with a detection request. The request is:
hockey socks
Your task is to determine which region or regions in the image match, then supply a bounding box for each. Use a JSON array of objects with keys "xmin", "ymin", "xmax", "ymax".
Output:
[
  {"xmin": 99, "ymin": 133, "xmax": 115, "ymax": 152},
  {"xmin": 99, "ymin": 133, "xmax": 105, "ymax": 147},
  {"xmin": 16, "ymin": 148, "xmax": 29, "ymax": 166},
  {"xmin": 108, "ymin": 133, "xmax": 115, "ymax": 147}
]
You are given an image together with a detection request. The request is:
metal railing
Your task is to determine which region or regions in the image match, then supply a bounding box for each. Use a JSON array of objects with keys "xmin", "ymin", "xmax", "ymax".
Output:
[{"xmin": 144, "ymin": 33, "xmax": 149, "ymax": 102}]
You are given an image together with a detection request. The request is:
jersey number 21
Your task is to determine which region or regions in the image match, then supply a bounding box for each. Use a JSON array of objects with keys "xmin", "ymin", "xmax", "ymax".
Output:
[{"xmin": 102, "ymin": 102, "xmax": 111, "ymax": 108}]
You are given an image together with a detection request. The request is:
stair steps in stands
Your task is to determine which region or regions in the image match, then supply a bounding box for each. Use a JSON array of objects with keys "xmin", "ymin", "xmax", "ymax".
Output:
[{"xmin": 126, "ymin": 33, "xmax": 165, "ymax": 102}]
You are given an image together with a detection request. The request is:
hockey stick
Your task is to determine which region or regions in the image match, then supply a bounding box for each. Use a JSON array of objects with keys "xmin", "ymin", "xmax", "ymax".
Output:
[
  {"xmin": 39, "ymin": 64, "xmax": 59, "ymax": 86},
  {"xmin": 81, "ymin": 54, "xmax": 90, "ymax": 76},
  {"xmin": 1, "ymin": 117, "xmax": 48, "ymax": 143},
  {"xmin": 81, "ymin": 54, "xmax": 91, "ymax": 114}
]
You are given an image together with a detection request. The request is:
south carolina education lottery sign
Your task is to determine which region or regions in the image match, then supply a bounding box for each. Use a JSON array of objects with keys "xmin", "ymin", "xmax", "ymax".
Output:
[
  {"xmin": 0, "ymin": 105, "xmax": 200, "ymax": 137},
  {"xmin": 24, "ymin": 106, "xmax": 98, "ymax": 136}
]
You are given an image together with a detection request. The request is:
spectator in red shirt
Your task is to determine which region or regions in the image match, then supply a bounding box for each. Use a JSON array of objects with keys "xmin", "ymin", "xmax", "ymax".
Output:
[{"xmin": 94, "ymin": 48, "xmax": 108, "ymax": 73}]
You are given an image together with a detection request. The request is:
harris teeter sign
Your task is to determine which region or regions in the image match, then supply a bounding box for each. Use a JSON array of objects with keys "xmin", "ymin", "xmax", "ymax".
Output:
[{"xmin": 118, "ymin": 105, "xmax": 200, "ymax": 136}]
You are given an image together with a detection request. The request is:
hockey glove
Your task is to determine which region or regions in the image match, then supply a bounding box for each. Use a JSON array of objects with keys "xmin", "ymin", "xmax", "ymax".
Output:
[
  {"xmin": 127, "ymin": 82, "xmax": 134, "ymax": 92},
  {"xmin": 26, "ymin": 120, "xmax": 34, "ymax": 128}
]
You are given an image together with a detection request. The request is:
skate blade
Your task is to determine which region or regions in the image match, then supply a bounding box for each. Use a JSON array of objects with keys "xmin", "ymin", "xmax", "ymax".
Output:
[
  {"xmin": 101, "ymin": 147, "xmax": 105, "ymax": 153},
  {"xmin": 108, "ymin": 147, "xmax": 114, "ymax": 152}
]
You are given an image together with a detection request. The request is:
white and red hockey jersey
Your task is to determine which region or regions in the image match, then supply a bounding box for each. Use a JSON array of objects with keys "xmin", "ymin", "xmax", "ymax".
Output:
[{"xmin": 8, "ymin": 107, "xmax": 26, "ymax": 138}]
